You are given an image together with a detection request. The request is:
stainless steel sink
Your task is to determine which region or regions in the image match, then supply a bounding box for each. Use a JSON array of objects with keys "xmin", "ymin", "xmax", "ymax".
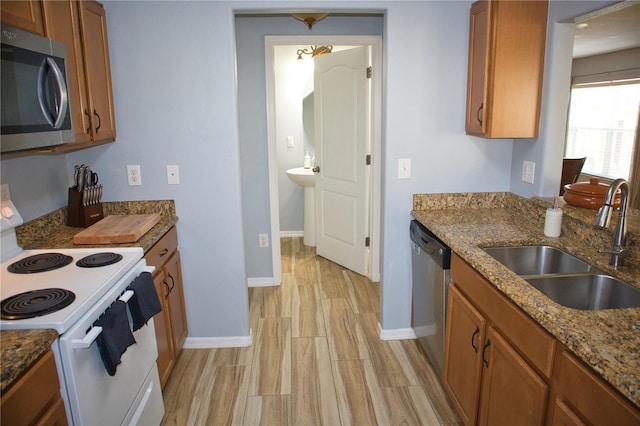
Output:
[
  {"xmin": 526, "ymin": 274, "xmax": 640, "ymax": 310},
  {"xmin": 483, "ymin": 245, "xmax": 597, "ymax": 277}
]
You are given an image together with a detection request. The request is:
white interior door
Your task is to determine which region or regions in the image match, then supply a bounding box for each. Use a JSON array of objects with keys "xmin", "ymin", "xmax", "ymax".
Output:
[{"xmin": 314, "ymin": 46, "xmax": 371, "ymax": 276}]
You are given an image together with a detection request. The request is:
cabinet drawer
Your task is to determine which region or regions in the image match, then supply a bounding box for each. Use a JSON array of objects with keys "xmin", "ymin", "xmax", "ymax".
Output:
[
  {"xmin": 556, "ymin": 350, "xmax": 640, "ymax": 425},
  {"xmin": 1, "ymin": 350, "xmax": 63, "ymax": 425},
  {"xmin": 451, "ymin": 254, "xmax": 555, "ymax": 378},
  {"xmin": 145, "ymin": 226, "xmax": 178, "ymax": 270}
]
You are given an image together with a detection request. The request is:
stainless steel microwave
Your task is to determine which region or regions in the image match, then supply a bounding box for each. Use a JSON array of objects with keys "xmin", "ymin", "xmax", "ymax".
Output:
[{"xmin": 1, "ymin": 25, "xmax": 74, "ymax": 153}]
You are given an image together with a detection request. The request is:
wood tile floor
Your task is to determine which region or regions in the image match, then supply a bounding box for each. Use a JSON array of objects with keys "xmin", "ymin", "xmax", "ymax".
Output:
[{"xmin": 161, "ymin": 237, "xmax": 461, "ymax": 425}]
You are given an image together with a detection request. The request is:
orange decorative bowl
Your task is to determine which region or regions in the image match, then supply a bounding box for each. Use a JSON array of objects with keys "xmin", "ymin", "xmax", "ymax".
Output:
[{"xmin": 563, "ymin": 178, "xmax": 620, "ymax": 210}]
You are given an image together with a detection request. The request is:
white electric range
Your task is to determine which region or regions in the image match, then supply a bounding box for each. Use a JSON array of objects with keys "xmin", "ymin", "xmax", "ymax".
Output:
[{"xmin": 0, "ymin": 184, "xmax": 164, "ymax": 425}]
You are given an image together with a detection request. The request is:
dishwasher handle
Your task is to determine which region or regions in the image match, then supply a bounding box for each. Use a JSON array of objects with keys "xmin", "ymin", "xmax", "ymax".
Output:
[{"xmin": 410, "ymin": 220, "xmax": 451, "ymax": 269}]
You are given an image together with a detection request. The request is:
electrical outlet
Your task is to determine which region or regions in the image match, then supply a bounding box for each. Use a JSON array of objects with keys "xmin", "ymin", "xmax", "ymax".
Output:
[
  {"xmin": 522, "ymin": 161, "xmax": 535, "ymax": 184},
  {"xmin": 259, "ymin": 233, "xmax": 269, "ymax": 248},
  {"xmin": 167, "ymin": 165, "xmax": 180, "ymax": 185},
  {"xmin": 127, "ymin": 165, "xmax": 142, "ymax": 186}
]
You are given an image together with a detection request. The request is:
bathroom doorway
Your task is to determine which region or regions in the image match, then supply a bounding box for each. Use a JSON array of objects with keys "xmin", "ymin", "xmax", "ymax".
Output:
[{"xmin": 265, "ymin": 35, "xmax": 382, "ymax": 284}]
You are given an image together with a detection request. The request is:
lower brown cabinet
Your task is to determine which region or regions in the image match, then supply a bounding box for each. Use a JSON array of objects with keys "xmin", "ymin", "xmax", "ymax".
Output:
[
  {"xmin": 1, "ymin": 349, "xmax": 68, "ymax": 426},
  {"xmin": 444, "ymin": 284, "xmax": 547, "ymax": 426},
  {"xmin": 145, "ymin": 226, "xmax": 188, "ymax": 388},
  {"xmin": 444, "ymin": 253, "xmax": 640, "ymax": 425}
]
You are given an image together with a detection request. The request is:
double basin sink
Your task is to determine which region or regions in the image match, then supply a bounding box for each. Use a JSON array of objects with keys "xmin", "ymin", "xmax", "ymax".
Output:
[{"xmin": 483, "ymin": 245, "xmax": 640, "ymax": 310}]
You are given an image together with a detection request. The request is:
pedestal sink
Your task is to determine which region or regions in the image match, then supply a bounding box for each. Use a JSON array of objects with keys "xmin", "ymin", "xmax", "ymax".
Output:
[{"xmin": 286, "ymin": 167, "xmax": 315, "ymax": 246}]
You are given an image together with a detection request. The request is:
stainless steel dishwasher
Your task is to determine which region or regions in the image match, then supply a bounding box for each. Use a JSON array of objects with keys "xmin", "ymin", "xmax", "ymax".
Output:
[{"xmin": 410, "ymin": 220, "xmax": 451, "ymax": 379}]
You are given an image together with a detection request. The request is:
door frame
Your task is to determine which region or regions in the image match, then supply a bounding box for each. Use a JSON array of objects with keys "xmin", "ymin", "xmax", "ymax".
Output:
[{"xmin": 265, "ymin": 35, "xmax": 382, "ymax": 283}]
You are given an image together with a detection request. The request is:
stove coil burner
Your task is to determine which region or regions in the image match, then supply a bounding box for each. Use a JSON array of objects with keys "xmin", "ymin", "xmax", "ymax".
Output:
[
  {"xmin": 1, "ymin": 288, "xmax": 76, "ymax": 320},
  {"xmin": 7, "ymin": 253, "xmax": 73, "ymax": 274},
  {"xmin": 76, "ymin": 252, "xmax": 123, "ymax": 268}
]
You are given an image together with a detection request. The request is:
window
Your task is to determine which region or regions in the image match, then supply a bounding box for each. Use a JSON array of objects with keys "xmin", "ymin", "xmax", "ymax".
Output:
[{"xmin": 564, "ymin": 81, "xmax": 640, "ymax": 180}]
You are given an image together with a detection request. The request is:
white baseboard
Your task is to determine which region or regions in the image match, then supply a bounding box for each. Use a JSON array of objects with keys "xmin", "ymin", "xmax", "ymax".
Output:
[
  {"xmin": 247, "ymin": 277, "xmax": 277, "ymax": 287},
  {"xmin": 183, "ymin": 329, "xmax": 253, "ymax": 348},
  {"xmin": 280, "ymin": 230, "xmax": 304, "ymax": 237},
  {"xmin": 413, "ymin": 324, "xmax": 437, "ymax": 338},
  {"xmin": 377, "ymin": 322, "xmax": 417, "ymax": 340}
]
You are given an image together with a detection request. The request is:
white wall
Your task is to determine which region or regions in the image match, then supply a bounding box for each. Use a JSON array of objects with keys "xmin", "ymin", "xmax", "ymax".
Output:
[
  {"xmin": 1, "ymin": 0, "xmax": 617, "ymax": 340},
  {"xmin": 275, "ymin": 45, "xmax": 314, "ymax": 233}
]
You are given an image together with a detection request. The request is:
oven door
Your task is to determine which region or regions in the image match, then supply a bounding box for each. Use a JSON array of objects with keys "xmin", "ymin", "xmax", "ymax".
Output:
[{"xmin": 57, "ymin": 261, "xmax": 164, "ymax": 425}]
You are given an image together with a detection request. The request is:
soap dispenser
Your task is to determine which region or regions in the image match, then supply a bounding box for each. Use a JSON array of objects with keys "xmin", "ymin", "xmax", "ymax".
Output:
[
  {"xmin": 303, "ymin": 151, "xmax": 311, "ymax": 169},
  {"xmin": 544, "ymin": 197, "xmax": 563, "ymax": 237}
]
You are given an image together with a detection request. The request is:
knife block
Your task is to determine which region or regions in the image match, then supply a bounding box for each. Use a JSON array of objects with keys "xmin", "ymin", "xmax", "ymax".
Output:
[{"xmin": 67, "ymin": 187, "xmax": 103, "ymax": 228}]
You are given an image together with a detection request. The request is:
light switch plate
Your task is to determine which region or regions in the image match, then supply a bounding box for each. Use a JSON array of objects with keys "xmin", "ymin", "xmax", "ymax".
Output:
[
  {"xmin": 398, "ymin": 158, "xmax": 411, "ymax": 179},
  {"xmin": 522, "ymin": 161, "xmax": 535, "ymax": 184},
  {"xmin": 167, "ymin": 165, "xmax": 180, "ymax": 185}
]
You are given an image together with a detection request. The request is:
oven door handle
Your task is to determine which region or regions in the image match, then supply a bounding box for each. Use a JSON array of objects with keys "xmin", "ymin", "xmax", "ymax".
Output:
[
  {"xmin": 71, "ymin": 326, "xmax": 103, "ymax": 349},
  {"xmin": 70, "ymin": 289, "xmax": 136, "ymax": 349}
]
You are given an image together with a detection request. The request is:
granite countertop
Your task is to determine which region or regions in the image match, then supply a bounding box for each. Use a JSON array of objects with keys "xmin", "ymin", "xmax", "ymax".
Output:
[
  {"xmin": 1, "ymin": 200, "xmax": 177, "ymax": 392},
  {"xmin": 411, "ymin": 192, "xmax": 640, "ymax": 407},
  {"xmin": 1, "ymin": 329, "xmax": 58, "ymax": 392},
  {"xmin": 15, "ymin": 200, "xmax": 178, "ymax": 252}
]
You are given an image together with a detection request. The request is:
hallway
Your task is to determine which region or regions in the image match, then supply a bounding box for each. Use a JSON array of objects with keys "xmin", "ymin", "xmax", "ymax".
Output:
[{"xmin": 161, "ymin": 237, "xmax": 460, "ymax": 425}]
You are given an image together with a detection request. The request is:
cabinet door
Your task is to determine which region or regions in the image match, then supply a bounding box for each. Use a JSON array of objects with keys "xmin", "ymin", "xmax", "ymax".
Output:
[
  {"xmin": 478, "ymin": 326, "xmax": 548, "ymax": 426},
  {"xmin": 165, "ymin": 250, "xmax": 188, "ymax": 355},
  {"xmin": 465, "ymin": 0, "xmax": 488, "ymax": 135},
  {"xmin": 444, "ymin": 284, "xmax": 486, "ymax": 426},
  {"xmin": 152, "ymin": 270, "xmax": 175, "ymax": 388},
  {"xmin": 42, "ymin": 0, "xmax": 92, "ymax": 144},
  {"xmin": 78, "ymin": 0, "xmax": 115, "ymax": 142},
  {"xmin": 1, "ymin": 1, "xmax": 44, "ymax": 35}
]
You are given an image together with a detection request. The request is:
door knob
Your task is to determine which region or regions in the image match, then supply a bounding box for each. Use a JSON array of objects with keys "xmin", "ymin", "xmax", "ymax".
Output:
[{"xmin": 312, "ymin": 166, "xmax": 320, "ymax": 173}]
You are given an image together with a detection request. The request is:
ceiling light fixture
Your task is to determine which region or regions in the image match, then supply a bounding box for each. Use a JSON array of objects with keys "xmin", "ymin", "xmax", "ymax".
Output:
[
  {"xmin": 297, "ymin": 45, "xmax": 333, "ymax": 60},
  {"xmin": 292, "ymin": 13, "xmax": 329, "ymax": 30}
]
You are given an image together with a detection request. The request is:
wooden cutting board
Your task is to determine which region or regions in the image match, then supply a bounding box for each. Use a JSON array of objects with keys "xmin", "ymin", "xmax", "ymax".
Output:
[{"xmin": 73, "ymin": 214, "xmax": 161, "ymax": 244}]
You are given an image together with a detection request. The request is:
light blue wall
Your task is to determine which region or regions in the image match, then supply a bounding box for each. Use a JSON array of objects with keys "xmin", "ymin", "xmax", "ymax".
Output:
[{"xmin": 0, "ymin": 0, "xmax": 615, "ymax": 339}]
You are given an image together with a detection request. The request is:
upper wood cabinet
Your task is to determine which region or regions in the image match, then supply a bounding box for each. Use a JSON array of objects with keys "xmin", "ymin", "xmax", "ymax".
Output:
[
  {"xmin": 465, "ymin": 0, "xmax": 548, "ymax": 138},
  {"xmin": 42, "ymin": 0, "xmax": 116, "ymax": 151},
  {"xmin": 0, "ymin": 0, "xmax": 44, "ymax": 35}
]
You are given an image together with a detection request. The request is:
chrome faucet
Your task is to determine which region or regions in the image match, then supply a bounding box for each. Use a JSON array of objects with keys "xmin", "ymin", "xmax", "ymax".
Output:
[{"xmin": 595, "ymin": 178, "xmax": 630, "ymax": 268}]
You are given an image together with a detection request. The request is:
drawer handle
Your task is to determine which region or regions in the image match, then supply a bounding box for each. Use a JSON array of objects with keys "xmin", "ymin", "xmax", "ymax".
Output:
[
  {"xmin": 471, "ymin": 326, "xmax": 480, "ymax": 353},
  {"xmin": 482, "ymin": 339, "xmax": 491, "ymax": 367},
  {"xmin": 159, "ymin": 248, "xmax": 169, "ymax": 257}
]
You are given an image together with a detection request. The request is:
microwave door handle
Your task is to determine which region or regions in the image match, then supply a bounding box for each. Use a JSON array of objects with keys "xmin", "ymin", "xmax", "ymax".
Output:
[
  {"xmin": 37, "ymin": 58, "xmax": 69, "ymax": 129},
  {"xmin": 37, "ymin": 60, "xmax": 54, "ymax": 127},
  {"xmin": 46, "ymin": 57, "xmax": 69, "ymax": 129}
]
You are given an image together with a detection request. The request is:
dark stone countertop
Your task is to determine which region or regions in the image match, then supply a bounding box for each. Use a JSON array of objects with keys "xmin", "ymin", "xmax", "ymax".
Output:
[{"xmin": 1, "ymin": 329, "xmax": 59, "ymax": 392}]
